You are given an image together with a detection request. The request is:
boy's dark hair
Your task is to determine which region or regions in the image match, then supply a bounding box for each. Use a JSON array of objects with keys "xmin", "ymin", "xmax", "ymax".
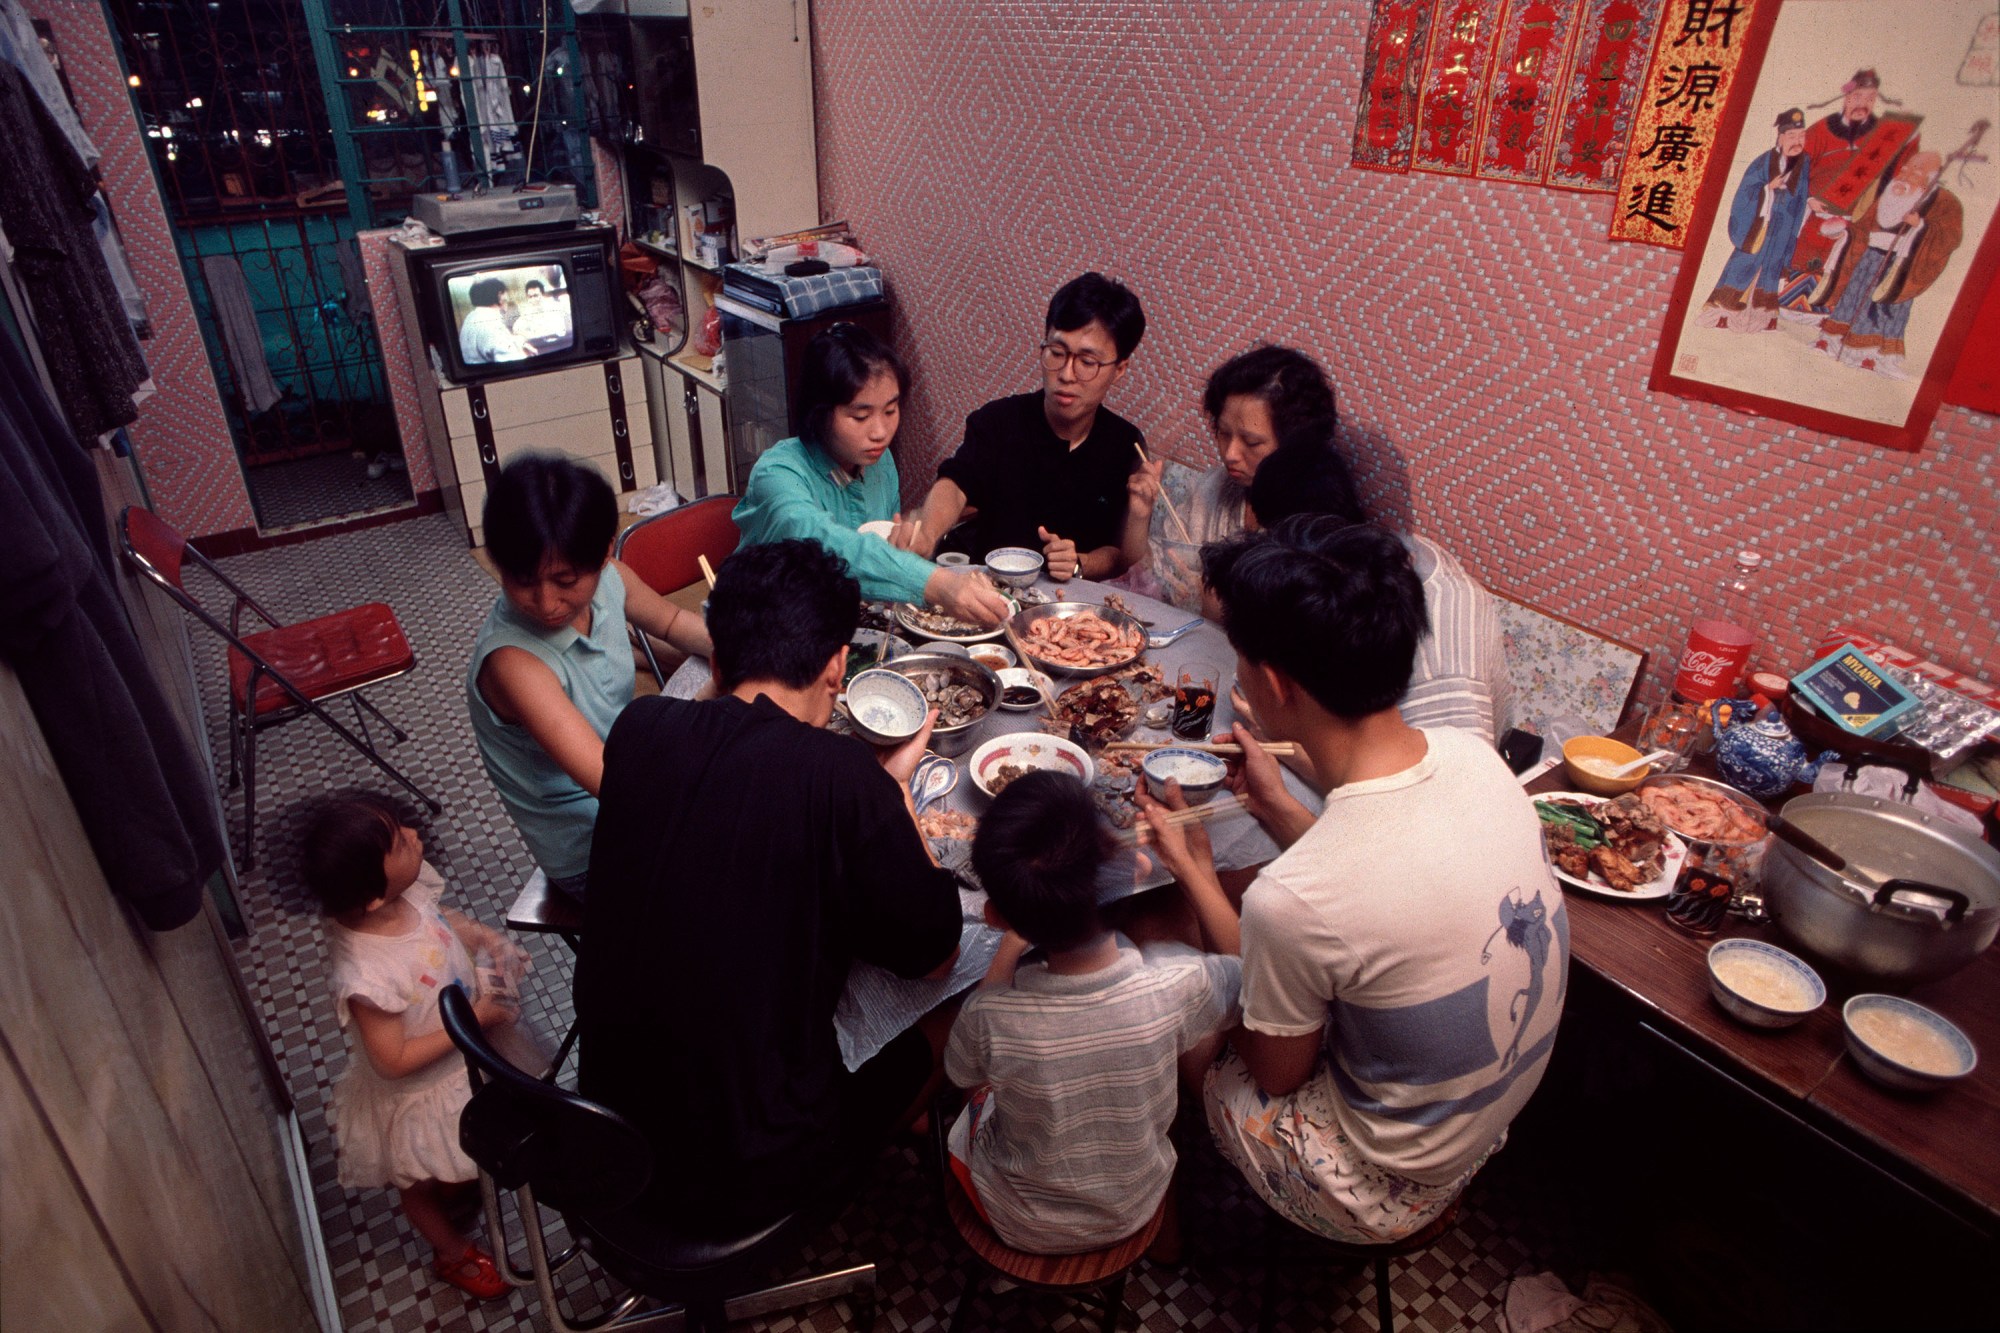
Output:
[
  {"xmin": 971, "ymin": 770, "xmax": 1112, "ymax": 952},
  {"xmin": 302, "ymin": 791, "xmax": 406, "ymax": 916},
  {"xmin": 1247, "ymin": 441, "xmax": 1367, "ymax": 528},
  {"xmin": 707, "ymin": 539, "xmax": 860, "ymax": 692},
  {"xmin": 468, "ymin": 276, "xmax": 506, "ymax": 308},
  {"xmin": 525, "ymin": 279, "xmax": 547, "ymax": 296},
  {"xmin": 482, "ymin": 454, "xmax": 618, "ymax": 586},
  {"xmin": 799, "ymin": 323, "xmax": 910, "ymax": 452},
  {"xmin": 1201, "ymin": 344, "xmax": 1340, "ymax": 456},
  {"xmin": 1201, "ymin": 518, "xmax": 1428, "ymax": 720},
  {"xmin": 1045, "ymin": 272, "xmax": 1146, "ymax": 361}
]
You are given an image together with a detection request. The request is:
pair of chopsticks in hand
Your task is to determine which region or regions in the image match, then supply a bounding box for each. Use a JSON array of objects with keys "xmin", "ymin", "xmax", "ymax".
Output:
[
  {"xmin": 1117, "ymin": 793, "xmax": 1248, "ymax": 844},
  {"xmin": 1134, "ymin": 441, "xmax": 1195, "ymax": 544},
  {"xmin": 1104, "ymin": 739, "xmax": 1298, "ymax": 758}
]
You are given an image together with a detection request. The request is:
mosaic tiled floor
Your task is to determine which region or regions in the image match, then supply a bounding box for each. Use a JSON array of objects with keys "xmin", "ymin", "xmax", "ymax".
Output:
[
  {"xmin": 185, "ymin": 512, "xmax": 1627, "ymax": 1332},
  {"xmin": 242, "ymin": 451, "xmax": 417, "ymax": 532}
]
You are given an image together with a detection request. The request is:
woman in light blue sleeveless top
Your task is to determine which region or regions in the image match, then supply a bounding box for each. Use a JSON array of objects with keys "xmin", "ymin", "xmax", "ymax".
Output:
[{"xmin": 468, "ymin": 456, "xmax": 711, "ymax": 896}]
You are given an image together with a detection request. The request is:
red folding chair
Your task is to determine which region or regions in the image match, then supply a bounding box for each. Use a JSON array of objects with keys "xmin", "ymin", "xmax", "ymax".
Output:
[
  {"xmin": 118, "ymin": 506, "xmax": 441, "ymax": 871},
  {"xmin": 612, "ymin": 495, "xmax": 741, "ymax": 686}
]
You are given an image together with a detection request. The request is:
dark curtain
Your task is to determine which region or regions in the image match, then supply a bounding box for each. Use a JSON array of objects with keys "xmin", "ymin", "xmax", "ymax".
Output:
[{"xmin": 0, "ymin": 330, "xmax": 222, "ymax": 930}]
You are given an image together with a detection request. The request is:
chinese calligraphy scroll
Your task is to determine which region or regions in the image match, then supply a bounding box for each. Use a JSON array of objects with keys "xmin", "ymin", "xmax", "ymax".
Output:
[
  {"xmin": 1411, "ymin": 0, "xmax": 1501, "ymax": 176},
  {"xmin": 1352, "ymin": 0, "xmax": 1438, "ymax": 172},
  {"xmin": 1546, "ymin": 0, "xmax": 1670, "ymax": 193},
  {"xmin": 1609, "ymin": 0, "xmax": 1765, "ymax": 246},
  {"xmin": 1473, "ymin": 0, "xmax": 1587, "ymax": 184},
  {"xmin": 1653, "ymin": 0, "xmax": 2000, "ymax": 450}
]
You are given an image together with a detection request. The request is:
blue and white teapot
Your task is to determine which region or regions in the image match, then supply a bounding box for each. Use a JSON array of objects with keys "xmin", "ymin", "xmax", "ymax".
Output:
[{"xmin": 1713, "ymin": 698, "xmax": 1820, "ymax": 799}]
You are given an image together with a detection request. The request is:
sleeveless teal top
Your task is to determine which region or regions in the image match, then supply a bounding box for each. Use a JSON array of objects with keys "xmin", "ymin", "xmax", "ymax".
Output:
[{"xmin": 466, "ymin": 564, "xmax": 633, "ymax": 880}]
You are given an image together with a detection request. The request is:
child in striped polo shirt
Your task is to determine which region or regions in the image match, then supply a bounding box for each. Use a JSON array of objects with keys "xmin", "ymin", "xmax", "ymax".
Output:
[{"xmin": 944, "ymin": 771, "xmax": 1241, "ymax": 1255}]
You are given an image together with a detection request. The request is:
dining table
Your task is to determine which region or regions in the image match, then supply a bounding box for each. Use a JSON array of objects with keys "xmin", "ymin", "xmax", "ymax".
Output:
[{"xmin": 1526, "ymin": 741, "xmax": 2000, "ymax": 1237}]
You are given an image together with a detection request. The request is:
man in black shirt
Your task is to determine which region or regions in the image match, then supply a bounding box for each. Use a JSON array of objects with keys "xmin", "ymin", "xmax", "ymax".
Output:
[
  {"xmin": 915, "ymin": 273, "xmax": 1162, "ymax": 581},
  {"xmin": 577, "ymin": 540, "xmax": 961, "ymax": 1234}
]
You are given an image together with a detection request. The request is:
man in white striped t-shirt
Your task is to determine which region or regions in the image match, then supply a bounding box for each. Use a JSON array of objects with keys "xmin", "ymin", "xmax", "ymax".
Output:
[{"xmin": 945, "ymin": 771, "xmax": 1241, "ymax": 1255}]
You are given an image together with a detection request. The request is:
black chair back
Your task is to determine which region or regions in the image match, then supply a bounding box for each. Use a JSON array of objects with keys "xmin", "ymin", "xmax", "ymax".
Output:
[{"xmin": 439, "ymin": 984, "xmax": 653, "ymax": 1217}]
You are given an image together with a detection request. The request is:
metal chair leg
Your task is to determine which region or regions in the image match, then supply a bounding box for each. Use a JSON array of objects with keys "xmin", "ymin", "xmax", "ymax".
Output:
[
  {"xmin": 351, "ymin": 694, "xmax": 374, "ymax": 751},
  {"xmin": 225, "ymin": 700, "xmax": 242, "ymax": 790},
  {"xmin": 241, "ymin": 717, "xmax": 259, "ymax": 872},
  {"xmin": 1375, "ymin": 1254, "xmax": 1394, "ymax": 1333},
  {"xmin": 1099, "ymin": 1270, "xmax": 1129, "ymax": 1332},
  {"xmin": 946, "ymin": 1266, "xmax": 984, "ymax": 1333},
  {"xmin": 355, "ymin": 689, "xmax": 408, "ymax": 743}
]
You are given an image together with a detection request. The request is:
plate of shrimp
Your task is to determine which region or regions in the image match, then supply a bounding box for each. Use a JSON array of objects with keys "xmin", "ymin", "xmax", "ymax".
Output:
[{"xmin": 1010, "ymin": 602, "xmax": 1148, "ymax": 676}]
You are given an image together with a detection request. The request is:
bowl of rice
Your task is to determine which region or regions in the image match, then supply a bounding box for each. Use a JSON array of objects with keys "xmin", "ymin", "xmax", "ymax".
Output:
[{"xmin": 1141, "ymin": 748, "xmax": 1229, "ymax": 806}]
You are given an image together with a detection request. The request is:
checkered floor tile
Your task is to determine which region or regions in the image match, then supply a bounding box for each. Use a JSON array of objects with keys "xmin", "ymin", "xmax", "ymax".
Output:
[
  {"xmin": 191, "ymin": 513, "xmax": 1603, "ymax": 1332},
  {"xmin": 243, "ymin": 450, "xmax": 416, "ymax": 532}
]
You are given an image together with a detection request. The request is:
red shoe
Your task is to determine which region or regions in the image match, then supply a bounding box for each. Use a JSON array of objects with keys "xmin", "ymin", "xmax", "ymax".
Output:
[{"xmin": 435, "ymin": 1246, "xmax": 509, "ymax": 1301}]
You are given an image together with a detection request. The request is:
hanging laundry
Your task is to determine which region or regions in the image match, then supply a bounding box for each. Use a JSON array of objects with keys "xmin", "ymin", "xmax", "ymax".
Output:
[
  {"xmin": 199, "ymin": 254, "xmax": 283, "ymax": 417},
  {"xmin": 0, "ymin": 0, "xmax": 95, "ymax": 166},
  {"xmin": 334, "ymin": 236, "xmax": 374, "ymax": 326},
  {"xmin": 466, "ymin": 48, "xmax": 521, "ymax": 177},
  {"xmin": 0, "ymin": 60, "xmax": 146, "ymax": 442}
]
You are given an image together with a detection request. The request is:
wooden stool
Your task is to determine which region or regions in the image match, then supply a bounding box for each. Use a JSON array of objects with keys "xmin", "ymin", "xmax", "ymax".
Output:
[
  {"xmin": 1259, "ymin": 1196, "xmax": 1464, "ymax": 1333},
  {"xmin": 941, "ymin": 1174, "xmax": 1165, "ymax": 1333}
]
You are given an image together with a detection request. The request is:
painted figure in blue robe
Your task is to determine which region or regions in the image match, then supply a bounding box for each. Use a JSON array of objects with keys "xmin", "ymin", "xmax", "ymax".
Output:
[{"xmin": 1698, "ymin": 109, "xmax": 1812, "ymax": 333}]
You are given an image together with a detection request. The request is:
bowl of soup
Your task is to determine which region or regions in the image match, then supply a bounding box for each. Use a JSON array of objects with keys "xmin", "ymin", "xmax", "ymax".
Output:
[
  {"xmin": 1706, "ymin": 939, "xmax": 1824, "ymax": 1028},
  {"xmin": 1842, "ymin": 994, "xmax": 1976, "ymax": 1091},
  {"xmin": 1562, "ymin": 735, "xmax": 1652, "ymax": 796}
]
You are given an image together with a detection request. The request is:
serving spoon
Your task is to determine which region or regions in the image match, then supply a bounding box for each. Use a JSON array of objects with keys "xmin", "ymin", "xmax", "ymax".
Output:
[
  {"xmin": 1604, "ymin": 749, "xmax": 1675, "ymax": 779},
  {"xmin": 1147, "ymin": 618, "xmax": 1205, "ymax": 649}
]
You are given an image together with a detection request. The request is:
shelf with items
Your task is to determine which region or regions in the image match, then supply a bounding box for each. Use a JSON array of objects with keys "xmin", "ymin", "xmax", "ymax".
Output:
[
  {"xmin": 630, "ymin": 234, "xmax": 679, "ymax": 263},
  {"xmin": 668, "ymin": 350, "xmax": 724, "ymax": 394}
]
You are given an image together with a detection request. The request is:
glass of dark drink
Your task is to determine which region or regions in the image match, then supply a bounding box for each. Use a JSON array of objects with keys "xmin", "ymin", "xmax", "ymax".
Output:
[{"xmin": 1172, "ymin": 660, "xmax": 1220, "ymax": 740}]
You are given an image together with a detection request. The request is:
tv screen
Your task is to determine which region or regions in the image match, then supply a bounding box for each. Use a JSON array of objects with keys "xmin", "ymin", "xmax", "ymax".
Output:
[{"xmin": 448, "ymin": 263, "xmax": 577, "ymax": 367}]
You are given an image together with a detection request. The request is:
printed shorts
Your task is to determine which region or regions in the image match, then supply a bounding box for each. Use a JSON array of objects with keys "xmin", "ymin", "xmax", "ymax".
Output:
[{"xmin": 1202, "ymin": 1049, "xmax": 1497, "ymax": 1244}]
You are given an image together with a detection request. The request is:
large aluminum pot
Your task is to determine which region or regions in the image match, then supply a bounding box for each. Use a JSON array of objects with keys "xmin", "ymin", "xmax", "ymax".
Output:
[{"xmin": 1764, "ymin": 790, "xmax": 2000, "ymax": 986}]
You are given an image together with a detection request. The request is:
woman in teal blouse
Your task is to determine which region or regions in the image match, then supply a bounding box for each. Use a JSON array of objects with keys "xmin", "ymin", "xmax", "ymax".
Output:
[{"xmin": 732, "ymin": 324, "xmax": 1010, "ymax": 626}]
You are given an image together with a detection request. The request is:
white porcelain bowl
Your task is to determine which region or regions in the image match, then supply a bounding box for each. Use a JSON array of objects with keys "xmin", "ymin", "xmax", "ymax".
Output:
[
  {"xmin": 843, "ymin": 668, "xmax": 928, "ymax": 746},
  {"xmin": 984, "ymin": 546, "xmax": 1045, "ymax": 589},
  {"xmin": 969, "ymin": 643, "xmax": 1017, "ymax": 671},
  {"xmin": 1842, "ymin": 994, "xmax": 1977, "ymax": 1091},
  {"xmin": 1141, "ymin": 748, "xmax": 1229, "ymax": 806},
  {"xmin": 1705, "ymin": 939, "xmax": 1824, "ymax": 1029},
  {"xmin": 994, "ymin": 668, "xmax": 1050, "ymax": 712},
  {"xmin": 967, "ymin": 733, "xmax": 1093, "ymax": 799},
  {"xmin": 857, "ymin": 519, "xmax": 896, "ymax": 540}
]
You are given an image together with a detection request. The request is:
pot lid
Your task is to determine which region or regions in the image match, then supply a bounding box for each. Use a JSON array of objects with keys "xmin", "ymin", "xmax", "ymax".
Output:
[{"xmin": 1781, "ymin": 793, "xmax": 2000, "ymax": 913}]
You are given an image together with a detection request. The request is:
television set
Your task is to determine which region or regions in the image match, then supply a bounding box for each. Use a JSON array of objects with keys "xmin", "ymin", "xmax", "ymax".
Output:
[{"xmin": 405, "ymin": 226, "xmax": 621, "ymax": 384}]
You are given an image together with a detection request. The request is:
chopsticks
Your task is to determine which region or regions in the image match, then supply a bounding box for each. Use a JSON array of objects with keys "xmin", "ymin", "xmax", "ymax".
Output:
[
  {"xmin": 1134, "ymin": 441, "xmax": 1194, "ymax": 543},
  {"xmin": 1116, "ymin": 794, "xmax": 1249, "ymax": 843},
  {"xmin": 697, "ymin": 554, "xmax": 717, "ymax": 591},
  {"xmin": 1104, "ymin": 739, "xmax": 1298, "ymax": 758},
  {"xmin": 999, "ymin": 619, "xmax": 1059, "ymax": 712}
]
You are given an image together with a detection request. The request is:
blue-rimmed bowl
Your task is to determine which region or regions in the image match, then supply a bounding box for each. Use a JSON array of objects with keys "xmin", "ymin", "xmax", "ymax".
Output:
[
  {"xmin": 1141, "ymin": 748, "xmax": 1229, "ymax": 807},
  {"xmin": 1842, "ymin": 994, "xmax": 1977, "ymax": 1092},
  {"xmin": 1706, "ymin": 939, "xmax": 1824, "ymax": 1029},
  {"xmin": 843, "ymin": 668, "xmax": 928, "ymax": 746},
  {"xmin": 984, "ymin": 546, "xmax": 1045, "ymax": 589}
]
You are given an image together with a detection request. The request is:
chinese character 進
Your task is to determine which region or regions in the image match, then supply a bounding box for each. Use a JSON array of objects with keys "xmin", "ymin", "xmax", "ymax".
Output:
[
  {"xmin": 1624, "ymin": 179, "xmax": 1681, "ymax": 230},
  {"xmin": 1654, "ymin": 62, "xmax": 1726, "ymax": 114},
  {"xmin": 1635, "ymin": 123, "xmax": 1704, "ymax": 169}
]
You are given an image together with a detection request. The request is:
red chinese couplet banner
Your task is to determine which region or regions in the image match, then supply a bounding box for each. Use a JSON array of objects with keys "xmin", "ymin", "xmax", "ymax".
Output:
[
  {"xmin": 1545, "ymin": 0, "xmax": 1670, "ymax": 193},
  {"xmin": 1351, "ymin": 0, "xmax": 1438, "ymax": 173},
  {"xmin": 1609, "ymin": 0, "xmax": 1766, "ymax": 246},
  {"xmin": 1473, "ymin": 0, "xmax": 1587, "ymax": 185},
  {"xmin": 1411, "ymin": 0, "xmax": 1502, "ymax": 176}
]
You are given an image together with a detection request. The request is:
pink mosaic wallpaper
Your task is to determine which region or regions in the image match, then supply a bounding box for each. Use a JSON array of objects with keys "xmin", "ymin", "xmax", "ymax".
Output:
[
  {"xmin": 811, "ymin": 2, "xmax": 1999, "ymax": 702},
  {"xmin": 34, "ymin": 0, "xmax": 254, "ymax": 537}
]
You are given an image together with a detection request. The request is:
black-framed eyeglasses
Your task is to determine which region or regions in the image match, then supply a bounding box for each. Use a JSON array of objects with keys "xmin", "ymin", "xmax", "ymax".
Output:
[{"xmin": 1038, "ymin": 340, "xmax": 1120, "ymax": 381}]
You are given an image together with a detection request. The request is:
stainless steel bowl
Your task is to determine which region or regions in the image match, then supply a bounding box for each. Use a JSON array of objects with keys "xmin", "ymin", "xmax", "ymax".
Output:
[
  {"xmin": 1008, "ymin": 601, "xmax": 1147, "ymax": 677},
  {"xmin": 879, "ymin": 653, "xmax": 1001, "ymax": 757}
]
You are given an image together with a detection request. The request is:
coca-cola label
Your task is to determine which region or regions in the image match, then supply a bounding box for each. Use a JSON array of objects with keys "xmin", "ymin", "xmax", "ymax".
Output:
[{"xmin": 1675, "ymin": 632, "xmax": 1751, "ymax": 702}]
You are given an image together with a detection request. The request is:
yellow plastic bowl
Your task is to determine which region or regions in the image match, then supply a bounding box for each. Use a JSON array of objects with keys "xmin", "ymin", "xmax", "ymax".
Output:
[{"xmin": 1561, "ymin": 735, "xmax": 1651, "ymax": 796}]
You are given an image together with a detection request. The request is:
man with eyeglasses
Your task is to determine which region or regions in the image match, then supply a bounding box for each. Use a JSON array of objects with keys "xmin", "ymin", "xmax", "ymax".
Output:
[{"xmin": 911, "ymin": 273, "xmax": 1161, "ymax": 581}]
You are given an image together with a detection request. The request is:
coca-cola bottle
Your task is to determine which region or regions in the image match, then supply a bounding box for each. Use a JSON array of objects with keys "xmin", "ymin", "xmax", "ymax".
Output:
[{"xmin": 1672, "ymin": 550, "xmax": 1763, "ymax": 704}]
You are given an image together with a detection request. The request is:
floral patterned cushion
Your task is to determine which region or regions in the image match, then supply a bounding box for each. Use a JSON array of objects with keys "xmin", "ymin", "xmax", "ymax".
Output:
[{"xmin": 1496, "ymin": 595, "xmax": 1646, "ymax": 737}]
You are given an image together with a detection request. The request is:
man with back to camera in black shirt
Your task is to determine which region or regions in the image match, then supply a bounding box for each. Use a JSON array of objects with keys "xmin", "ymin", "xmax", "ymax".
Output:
[
  {"xmin": 576, "ymin": 539, "xmax": 963, "ymax": 1235},
  {"xmin": 910, "ymin": 272, "xmax": 1163, "ymax": 581}
]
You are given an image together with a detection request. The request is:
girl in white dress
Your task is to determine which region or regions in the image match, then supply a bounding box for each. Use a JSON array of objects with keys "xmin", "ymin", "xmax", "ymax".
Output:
[{"xmin": 305, "ymin": 793, "xmax": 549, "ymax": 1301}]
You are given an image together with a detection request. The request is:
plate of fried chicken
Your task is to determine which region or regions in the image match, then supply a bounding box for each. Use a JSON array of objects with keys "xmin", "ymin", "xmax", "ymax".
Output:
[{"xmin": 1535, "ymin": 791, "xmax": 1686, "ymax": 901}]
